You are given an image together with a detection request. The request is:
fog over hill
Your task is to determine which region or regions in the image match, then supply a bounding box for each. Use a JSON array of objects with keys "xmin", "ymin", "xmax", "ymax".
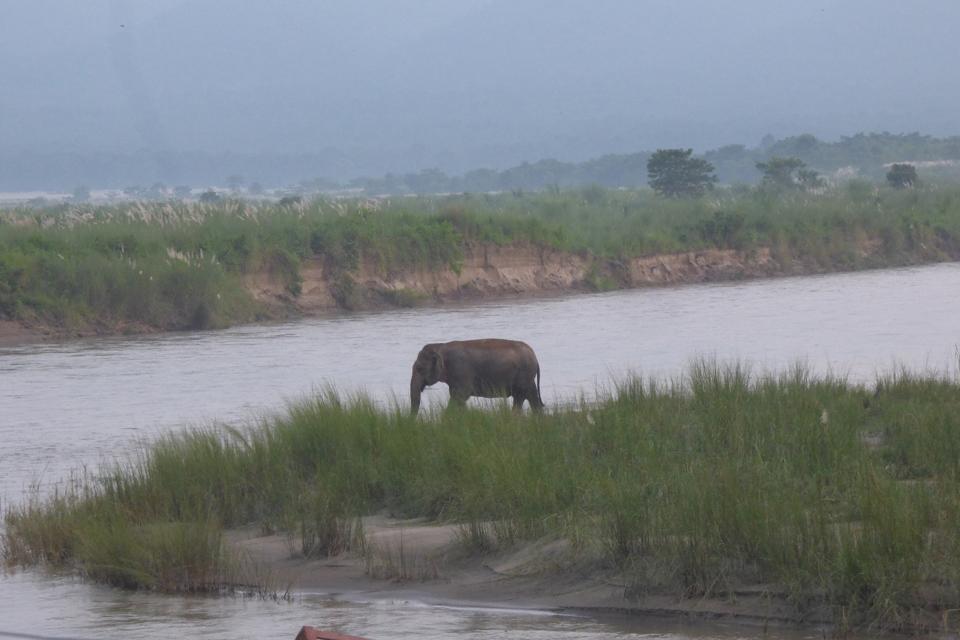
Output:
[{"xmin": 2, "ymin": 0, "xmax": 959, "ymax": 187}]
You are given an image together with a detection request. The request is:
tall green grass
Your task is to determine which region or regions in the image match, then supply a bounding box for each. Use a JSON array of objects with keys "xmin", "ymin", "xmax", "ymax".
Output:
[
  {"xmin": 3, "ymin": 185, "xmax": 960, "ymax": 332},
  {"xmin": 5, "ymin": 363, "xmax": 960, "ymax": 630}
]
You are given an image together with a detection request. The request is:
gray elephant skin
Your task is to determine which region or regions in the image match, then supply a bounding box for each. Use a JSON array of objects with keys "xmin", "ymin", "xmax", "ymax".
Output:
[{"xmin": 410, "ymin": 339, "xmax": 544, "ymax": 414}]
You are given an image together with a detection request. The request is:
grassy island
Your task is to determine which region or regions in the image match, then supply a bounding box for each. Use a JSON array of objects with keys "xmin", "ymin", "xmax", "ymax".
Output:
[{"xmin": 6, "ymin": 362, "xmax": 960, "ymax": 633}]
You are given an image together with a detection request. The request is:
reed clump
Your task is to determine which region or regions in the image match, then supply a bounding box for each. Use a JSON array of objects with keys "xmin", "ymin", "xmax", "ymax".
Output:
[{"xmin": 5, "ymin": 362, "xmax": 960, "ymax": 630}]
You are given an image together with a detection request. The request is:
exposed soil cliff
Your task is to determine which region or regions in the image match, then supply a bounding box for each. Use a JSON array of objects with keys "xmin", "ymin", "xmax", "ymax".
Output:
[
  {"xmin": 246, "ymin": 244, "xmax": 783, "ymax": 315},
  {"xmin": 8, "ymin": 238, "xmax": 949, "ymax": 345}
]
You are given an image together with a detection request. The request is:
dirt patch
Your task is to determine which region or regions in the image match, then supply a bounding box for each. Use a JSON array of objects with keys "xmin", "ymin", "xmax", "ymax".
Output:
[
  {"xmin": 229, "ymin": 516, "xmax": 832, "ymax": 631},
  {"xmin": 625, "ymin": 247, "xmax": 778, "ymax": 285},
  {"xmin": 0, "ymin": 319, "xmax": 45, "ymax": 346}
]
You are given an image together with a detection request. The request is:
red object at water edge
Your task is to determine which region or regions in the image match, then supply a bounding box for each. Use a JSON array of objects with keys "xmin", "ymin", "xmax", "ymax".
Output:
[{"xmin": 295, "ymin": 626, "xmax": 369, "ymax": 640}]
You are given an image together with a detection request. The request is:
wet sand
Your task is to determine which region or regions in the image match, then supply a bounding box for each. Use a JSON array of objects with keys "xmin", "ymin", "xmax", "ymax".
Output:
[{"xmin": 229, "ymin": 516, "xmax": 833, "ymax": 631}]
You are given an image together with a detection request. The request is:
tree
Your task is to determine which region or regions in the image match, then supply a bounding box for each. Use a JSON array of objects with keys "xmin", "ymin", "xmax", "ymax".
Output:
[
  {"xmin": 756, "ymin": 156, "xmax": 824, "ymax": 192},
  {"xmin": 886, "ymin": 163, "xmax": 919, "ymax": 189},
  {"xmin": 646, "ymin": 149, "xmax": 717, "ymax": 197},
  {"xmin": 797, "ymin": 168, "xmax": 826, "ymax": 191},
  {"xmin": 756, "ymin": 157, "xmax": 805, "ymax": 190}
]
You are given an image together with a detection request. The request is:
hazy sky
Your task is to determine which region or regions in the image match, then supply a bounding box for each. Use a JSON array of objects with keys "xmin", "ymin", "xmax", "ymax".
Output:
[{"xmin": 2, "ymin": 0, "xmax": 958, "ymax": 172}]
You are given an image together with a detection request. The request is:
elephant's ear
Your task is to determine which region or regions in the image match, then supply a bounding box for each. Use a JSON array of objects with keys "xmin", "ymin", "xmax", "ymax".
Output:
[{"xmin": 430, "ymin": 348, "xmax": 444, "ymax": 378}]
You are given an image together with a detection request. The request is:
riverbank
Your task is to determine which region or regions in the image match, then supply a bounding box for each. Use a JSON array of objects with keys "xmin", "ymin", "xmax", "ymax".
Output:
[
  {"xmin": 3, "ymin": 186, "xmax": 960, "ymax": 344},
  {"xmin": 6, "ymin": 240, "xmax": 960, "ymax": 347},
  {"xmin": 7, "ymin": 363, "xmax": 960, "ymax": 635},
  {"xmin": 0, "ymin": 243, "xmax": 793, "ymax": 345}
]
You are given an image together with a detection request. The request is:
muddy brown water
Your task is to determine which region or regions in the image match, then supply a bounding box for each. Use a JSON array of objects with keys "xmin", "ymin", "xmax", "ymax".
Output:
[{"xmin": 2, "ymin": 262, "xmax": 959, "ymax": 639}]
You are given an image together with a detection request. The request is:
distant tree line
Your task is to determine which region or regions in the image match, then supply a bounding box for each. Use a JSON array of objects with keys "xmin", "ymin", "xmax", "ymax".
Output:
[
  {"xmin": 2, "ymin": 132, "xmax": 959, "ymax": 195},
  {"xmin": 348, "ymin": 132, "xmax": 960, "ymax": 195}
]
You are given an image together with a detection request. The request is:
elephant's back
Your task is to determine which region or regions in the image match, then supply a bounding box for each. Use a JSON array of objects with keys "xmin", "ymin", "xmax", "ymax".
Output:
[
  {"xmin": 446, "ymin": 338, "xmax": 535, "ymax": 354},
  {"xmin": 451, "ymin": 339, "xmax": 535, "ymax": 362}
]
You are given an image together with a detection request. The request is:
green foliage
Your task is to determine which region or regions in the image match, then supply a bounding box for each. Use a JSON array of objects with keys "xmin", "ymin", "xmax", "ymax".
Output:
[
  {"xmin": 695, "ymin": 210, "xmax": 747, "ymax": 248},
  {"xmin": 75, "ymin": 518, "xmax": 240, "ymax": 592},
  {"xmin": 756, "ymin": 156, "xmax": 806, "ymax": 190},
  {"xmin": 887, "ymin": 163, "xmax": 920, "ymax": 189},
  {"xmin": 379, "ymin": 287, "xmax": 425, "ymax": 308},
  {"xmin": 797, "ymin": 167, "xmax": 826, "ymax": 190},
  {"xmin": 330, "ymin": 273, "xmax": 360, "ymax": 310},
  {"xmin": 646, "ymin": 148, "xmax": 717, "ymax": 197},
  {"xmin": 583, "ymin": 263, "xmax": 618, "ymax": 292},
  {"xmin": 261, "ymin": 247, "xmax": 302, "ymax": 296}
]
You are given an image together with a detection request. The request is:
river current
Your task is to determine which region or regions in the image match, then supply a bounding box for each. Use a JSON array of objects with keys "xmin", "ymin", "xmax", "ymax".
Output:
[{"xmin": 2, "ymin": 262, "xmax": 958, "ymax": 639}]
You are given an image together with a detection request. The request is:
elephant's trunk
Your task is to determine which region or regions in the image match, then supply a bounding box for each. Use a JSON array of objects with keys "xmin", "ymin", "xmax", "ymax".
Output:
[{"xmin": 410, "ymin": 375, "xmax": 425, "ymax": 415}]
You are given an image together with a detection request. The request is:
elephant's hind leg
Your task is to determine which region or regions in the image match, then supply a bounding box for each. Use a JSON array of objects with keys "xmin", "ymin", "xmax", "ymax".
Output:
[
  {"xmin": 524, "ymin": 381, "xmax": 544, "ymax": 413},
  {"xmin": 510, "ymin": 382, "xmax": 529, "ymax": 412}
]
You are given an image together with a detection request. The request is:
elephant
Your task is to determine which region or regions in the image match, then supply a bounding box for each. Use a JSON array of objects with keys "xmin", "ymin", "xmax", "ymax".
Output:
[{"xmin": 410, "ymin": 339, "xmax": 544, "ymax": 414}]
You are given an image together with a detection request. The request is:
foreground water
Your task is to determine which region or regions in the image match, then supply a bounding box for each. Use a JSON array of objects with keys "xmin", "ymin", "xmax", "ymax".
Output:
[{"xmin": 2, "ymin": 262, "xmax": 958, "ymax": 639}]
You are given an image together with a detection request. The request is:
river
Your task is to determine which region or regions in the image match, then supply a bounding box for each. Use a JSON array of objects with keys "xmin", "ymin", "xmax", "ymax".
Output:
[{"xmin": 2, "ymin": 262, "xmax": 958, "ymax": 639}]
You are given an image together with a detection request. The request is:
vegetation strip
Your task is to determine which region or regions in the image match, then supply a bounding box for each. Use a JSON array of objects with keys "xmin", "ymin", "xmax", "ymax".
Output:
[
  {"xmin": 2, "ymin": 185, "xmax": 960, "ymax": 337},
  {"xmin": 5, "ymin": 361, "xmax": 960, "ymax": 632}
]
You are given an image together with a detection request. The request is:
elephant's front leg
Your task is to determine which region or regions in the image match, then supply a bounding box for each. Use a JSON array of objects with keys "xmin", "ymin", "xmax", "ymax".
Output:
[{"xmin": 447, "ymin": 385, "xmax": 470, "ymax": 410}]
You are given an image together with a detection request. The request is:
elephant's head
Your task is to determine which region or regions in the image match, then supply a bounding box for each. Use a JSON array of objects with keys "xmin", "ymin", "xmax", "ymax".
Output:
[{"xmin": 410, "ymin": 345, "xmax": 444, "ymax": 414}]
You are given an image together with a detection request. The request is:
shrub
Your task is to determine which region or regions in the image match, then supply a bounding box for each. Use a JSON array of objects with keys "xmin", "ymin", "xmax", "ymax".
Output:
[{"xmin": 887, "ymin": 163, "xmax": 920, "ymax": 189}]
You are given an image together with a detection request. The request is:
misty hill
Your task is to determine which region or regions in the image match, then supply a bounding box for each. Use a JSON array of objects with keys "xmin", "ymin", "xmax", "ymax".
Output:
[
  {"xmin": 2, "ymin": 0, "xmax": 959, "ymax": 186},
  {"xmin": 3, "ymin": 132, "xmax": 959, "ymax": 194}
]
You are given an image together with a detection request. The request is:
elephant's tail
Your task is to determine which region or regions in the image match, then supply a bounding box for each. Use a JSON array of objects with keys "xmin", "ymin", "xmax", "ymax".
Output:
[{"xmin": 535, "ymin": 366, "xmax": 543, "ymax": 406}]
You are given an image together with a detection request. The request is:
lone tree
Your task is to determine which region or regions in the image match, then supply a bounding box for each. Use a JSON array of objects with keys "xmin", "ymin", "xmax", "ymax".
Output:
[
  {"xmin": 647, "ymin": 149, "xmax": 717, "ymax": 197},
  {"xmin": 756, "ymin": 156, "xmax": 823, "ymax": 191},
  {"xmin": 886, "ymin": 163, "xmax": 919, "ymax": 189}
]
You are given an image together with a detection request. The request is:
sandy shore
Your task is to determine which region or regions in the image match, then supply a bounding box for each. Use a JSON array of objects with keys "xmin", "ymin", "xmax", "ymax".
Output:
[{"xmin": 228, "ymin": 516, "xmax": 833, "ymax": 631}]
